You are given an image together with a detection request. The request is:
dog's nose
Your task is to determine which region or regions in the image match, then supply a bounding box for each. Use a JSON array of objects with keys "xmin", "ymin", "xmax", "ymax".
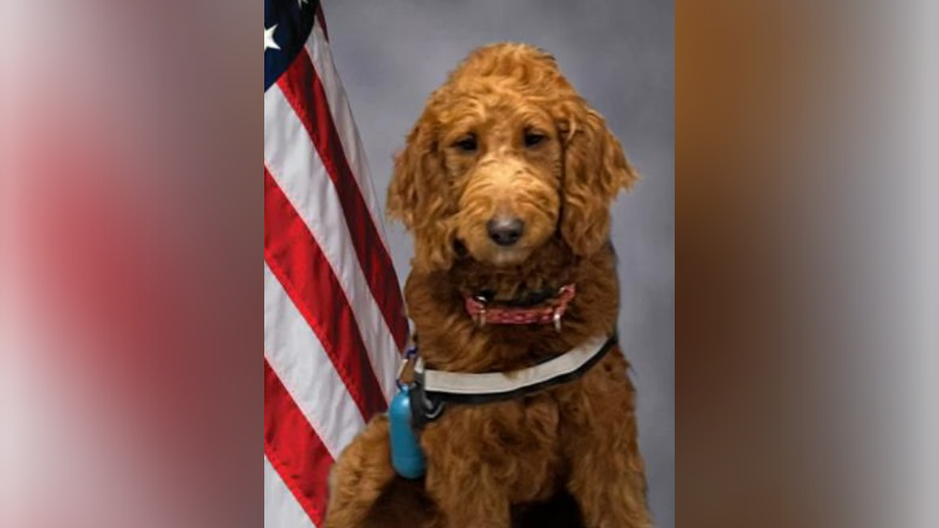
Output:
[{"xmin": 486, "ymin": 217, "xmax": 525, "ymax": 247}]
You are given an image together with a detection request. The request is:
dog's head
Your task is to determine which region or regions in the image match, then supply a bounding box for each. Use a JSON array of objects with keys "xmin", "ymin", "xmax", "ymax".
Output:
[{"xmin": 388, "ymin": 43, "xmax": 638, "ymax": 272}]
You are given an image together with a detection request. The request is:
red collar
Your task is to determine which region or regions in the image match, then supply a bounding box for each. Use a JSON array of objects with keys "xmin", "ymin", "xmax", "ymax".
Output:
[{"xmin": 464, "ymin": 284, "xmax": 576, "ymax": 330}]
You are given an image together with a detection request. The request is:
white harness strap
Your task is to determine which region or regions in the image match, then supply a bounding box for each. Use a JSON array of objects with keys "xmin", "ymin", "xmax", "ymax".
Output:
[{"xmin": 414, "ymin": 334, "xmax": 612, "ymax": 397}]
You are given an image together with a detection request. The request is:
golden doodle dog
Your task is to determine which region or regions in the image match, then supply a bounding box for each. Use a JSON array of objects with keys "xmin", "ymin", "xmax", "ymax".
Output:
[{"xmin": 324, "ymin": 43, "xmax": 651, "ymax": 528}]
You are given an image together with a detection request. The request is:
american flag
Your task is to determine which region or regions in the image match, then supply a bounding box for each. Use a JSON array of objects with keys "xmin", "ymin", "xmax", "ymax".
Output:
[{"xmin": 264, "ymin": 1, "xmax": 408, "ymax": 527}]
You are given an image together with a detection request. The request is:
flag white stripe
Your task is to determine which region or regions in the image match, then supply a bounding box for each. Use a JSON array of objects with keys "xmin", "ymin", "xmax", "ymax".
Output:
[
  {"xmin": 265, "ymin": 262, "xmax": 366, "ymax": 458},
  {"xmin": 264, "ymin": 455, "xmax": 318, "ymax": 528},
  {"xmin": 264, "ymin": 86, "xmax": 400, "ymax": 401},
  {"xmin": 305, "ymin": 20, "xmax": 389, "ymax": 250}
]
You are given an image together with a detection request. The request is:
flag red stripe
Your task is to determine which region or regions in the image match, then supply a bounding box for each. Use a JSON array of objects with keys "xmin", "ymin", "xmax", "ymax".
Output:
[
  {"xmin": 265, "ymin": 358, "xmax": 333, "ymax": 527},
  {"xmin": 315, "ymin": 4, "xmax": 329, "ymax": 41},
  {"xmin": 265, "ymin": 166, "xmax": 387, "ymax": 418},
  {"xmin": 276, "ymin": 52, "xmax": 408, "ymax": 351}
]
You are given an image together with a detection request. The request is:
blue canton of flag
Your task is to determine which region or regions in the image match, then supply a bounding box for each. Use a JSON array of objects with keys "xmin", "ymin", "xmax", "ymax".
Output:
[{"xmin": 265, "ymin": 0, "xmax": 320, "ymax": 92}]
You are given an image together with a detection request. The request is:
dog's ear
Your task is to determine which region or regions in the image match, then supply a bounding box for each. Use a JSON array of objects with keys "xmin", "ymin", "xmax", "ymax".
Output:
[
  {"xmin": 387, "ymin": 111, "xmax": 456, "ymax": 271},
  {"xmin": 387, "ymin": 117, "xmax": 433, "ymax": 229},
  {"xmin": 556, "ymin": 101, "xmax": 639, "ymax": 257}
]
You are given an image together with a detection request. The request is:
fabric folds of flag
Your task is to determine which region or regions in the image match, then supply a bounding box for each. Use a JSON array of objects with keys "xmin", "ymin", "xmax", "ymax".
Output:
[{"xmin": 264, "ymin": 2, "xmax": 408, "ymax": 526}]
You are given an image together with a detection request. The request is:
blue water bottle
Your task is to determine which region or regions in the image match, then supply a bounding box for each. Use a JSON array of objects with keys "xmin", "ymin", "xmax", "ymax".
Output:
[{"xmin": 389, "ymin": 384, "xmax": 426, "ymax": 479}]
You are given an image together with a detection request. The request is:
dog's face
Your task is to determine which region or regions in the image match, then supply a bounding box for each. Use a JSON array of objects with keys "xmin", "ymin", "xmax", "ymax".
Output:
[
  {"xmin": 389, "ymin": 43, "xmax": 638, "ymax": 272},
  {"xmin": 443, "ymin": 93, "xmax": 563, "ymax": 267}
]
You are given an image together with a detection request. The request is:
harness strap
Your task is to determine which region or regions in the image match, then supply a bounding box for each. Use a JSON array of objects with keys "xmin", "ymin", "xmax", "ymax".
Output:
[{"xmin": 409, "ymin": 334, "xmax": 617, "ymax": 428}]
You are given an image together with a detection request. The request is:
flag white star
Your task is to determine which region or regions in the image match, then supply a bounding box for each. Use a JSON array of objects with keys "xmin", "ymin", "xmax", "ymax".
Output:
[
  {"xmin": 264, "ymin": 25, "xmax": 280, "ymax": 52},
  {"xmin": 298, "ymin": 0, "xmax": 309, "ymax": 7}
]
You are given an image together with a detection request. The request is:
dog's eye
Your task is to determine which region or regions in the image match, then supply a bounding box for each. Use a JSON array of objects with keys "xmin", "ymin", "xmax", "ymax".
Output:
[
  {"xmin": 524, "ymin": 131, "xmax": 546, "ymax": 148},
  {"xmin": 453, "ymin": 135, "xmax": 478, "ymax": 152}
]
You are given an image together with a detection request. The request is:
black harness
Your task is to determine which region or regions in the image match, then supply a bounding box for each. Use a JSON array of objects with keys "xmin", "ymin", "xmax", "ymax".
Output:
[{"xmin": 405, "ymin": 334, "xmax": 618, "ymax": 429}]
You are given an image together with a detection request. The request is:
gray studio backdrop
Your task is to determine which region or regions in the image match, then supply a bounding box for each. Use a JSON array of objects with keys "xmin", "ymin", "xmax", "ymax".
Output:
[{"xmin": 325, "ymin": 1, "xmax": 675, "ymax": 526}]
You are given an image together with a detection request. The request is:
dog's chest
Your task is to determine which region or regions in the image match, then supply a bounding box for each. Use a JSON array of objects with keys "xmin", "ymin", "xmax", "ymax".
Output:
[{"xmin": 421, "ymin": 392, "xmax": 567, "ymax": 502}]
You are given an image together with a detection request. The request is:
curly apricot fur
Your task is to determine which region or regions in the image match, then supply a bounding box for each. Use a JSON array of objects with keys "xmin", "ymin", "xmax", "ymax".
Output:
[{"xmin": 326, "ymin": 43, "xmax": 650, "ymax": 528}]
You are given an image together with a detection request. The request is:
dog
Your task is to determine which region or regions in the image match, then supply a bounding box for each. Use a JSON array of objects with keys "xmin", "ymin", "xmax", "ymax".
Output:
[{"xmin": 324, "ymin": 42, "xmax": 651, "ymax": 528}]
